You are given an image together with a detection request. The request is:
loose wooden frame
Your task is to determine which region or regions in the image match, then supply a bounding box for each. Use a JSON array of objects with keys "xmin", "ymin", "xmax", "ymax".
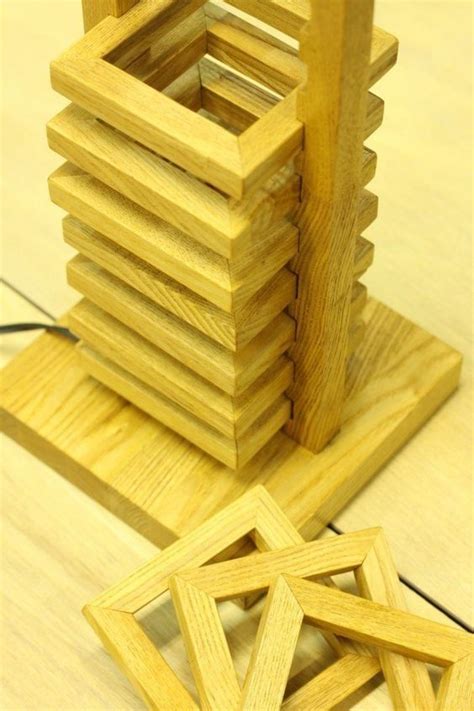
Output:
[
  {"xmin": 170, "ymin": 535, "xmax": 471, "ymax": 710},
  {"xmin": 84, "ymin": 486, "xmax": 472, "ymax": 710},
  {"xmin": 84, "ymin": 486, "xmax": 376, "ymax": 710}
]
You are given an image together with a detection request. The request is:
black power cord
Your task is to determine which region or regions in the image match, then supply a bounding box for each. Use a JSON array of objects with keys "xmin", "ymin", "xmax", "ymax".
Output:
[{"xmin": 0, "ymin": 322, "xmax": 78, "ymax": 341}]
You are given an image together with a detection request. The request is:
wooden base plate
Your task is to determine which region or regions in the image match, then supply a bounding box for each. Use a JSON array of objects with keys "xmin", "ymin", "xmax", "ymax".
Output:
[{"xmin": 1, "ymin": 298, "xmax": 461, "ymax": 548}]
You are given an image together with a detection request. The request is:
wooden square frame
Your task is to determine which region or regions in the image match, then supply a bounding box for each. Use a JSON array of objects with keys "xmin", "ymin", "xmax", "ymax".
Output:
[
  {"xmin": 84, "ymin": 486, "xmax": 376, "ymax": 709},
  {"xmin": 51, "ymin": 0, "xmax": 397, "ymax": 201},
  {"xmin": 170, "ymin": 532, "xmax": 472, "ymax": 710},
  {"xmin": 84, "ymin": 486, "xmax": 472, "ymax": 710},
  {"xmin": 50, "ymin": 0, "xmax": 302, "ymax": 199}
]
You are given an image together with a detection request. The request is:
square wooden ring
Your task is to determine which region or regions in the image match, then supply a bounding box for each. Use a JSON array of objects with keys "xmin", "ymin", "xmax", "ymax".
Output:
[
  {"xmin": 170, "ymin": 532, "xmax": 473, "ymax": 710},
  {"xmin": 85, "ymin": 486, "xmax": 382, "ymax": 709},
  {"xmin": 50, "ymin": 0, "xmax": 303, "ymax": 199}
]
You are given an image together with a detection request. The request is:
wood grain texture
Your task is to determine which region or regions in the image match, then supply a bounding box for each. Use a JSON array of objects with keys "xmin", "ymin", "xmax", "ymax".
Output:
[
  {"xmin": 47, "ymin": 107, "xmax": 299, "ymax": 258},
  {"xmin": 67, "ymin": 255, "xmax": 295, "ymax": 396},
  {"xmin": 1, "ymin": 364, "xmax": 466, "ymax": 711},
  {"xmin": 69, "ymin": 300, "xmax": 294, "ymax": 441},
  {"xmin": 356, "ymin": 529, "xmax": 436, "ymax": 709},
  {"xmin": 63, "ymin": 215, "xmax": 296, "ymax": 350},
  {"xmin": 49, "ymin": 164, "xmax": 299, "ymax": 312},
  {"xmin": 81, "ymin": 0, "xmax": 138, "ymax": 31},
  {"xmin": 286, "ymin": 0, "xmax": 375, "ymax": 452},
  {"xmin": 79, "ymin": 344, "xmax": 291, "ymax": 469},
  {"xmin": 285, "ymin": 576, "xmax": 471, "ymax": 666},
  {"xmin": 205, "ymin": 2, "xmax": 398, "ymax": 88},
  {"xmin": 1, "ymin": 298, "xmax": 461, "ymax": 549}
]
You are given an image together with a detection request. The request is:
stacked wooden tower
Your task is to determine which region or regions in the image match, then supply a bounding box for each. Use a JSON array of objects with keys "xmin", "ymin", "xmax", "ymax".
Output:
[{"xmin": 47, "ymin": 0, "xmax": 398, "ymax": 469}]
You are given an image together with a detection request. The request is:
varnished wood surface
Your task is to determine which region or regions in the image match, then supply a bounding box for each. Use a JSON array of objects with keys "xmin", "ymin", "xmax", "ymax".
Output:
[{"xmin": 1, "ymin": 0, "xmax": 472, "ymax": 707}]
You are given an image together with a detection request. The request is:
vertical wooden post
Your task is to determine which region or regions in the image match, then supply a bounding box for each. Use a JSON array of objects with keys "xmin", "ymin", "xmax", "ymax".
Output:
[
  {"xmin": 286, "ymin": 0, "xmax": 374, "ymax": 452},
  {"xmin": 82, "ymin": 0, "xmax": 139, "ymax": 32}
]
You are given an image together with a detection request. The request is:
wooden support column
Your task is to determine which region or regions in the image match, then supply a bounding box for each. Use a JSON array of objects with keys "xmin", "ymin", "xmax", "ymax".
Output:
[
  {"xmin": 286, "ymin": 0, "xmax": 374, "ymax": 452},
  {"xmin": 82, "ymin": 0, "xmax": 139, "ymax": 32}
]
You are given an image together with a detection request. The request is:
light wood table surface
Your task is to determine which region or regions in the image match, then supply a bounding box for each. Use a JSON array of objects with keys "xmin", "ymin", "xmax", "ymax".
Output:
[{"xmin": 1, "ymin": 1, "xmax": 472, "ymax": 709}]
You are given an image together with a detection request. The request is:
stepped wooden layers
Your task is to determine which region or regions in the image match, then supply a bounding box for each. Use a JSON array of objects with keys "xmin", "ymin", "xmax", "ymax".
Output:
[{"xmin": 48, "ymin": 0, "xmax": 398, "ymax": 467}]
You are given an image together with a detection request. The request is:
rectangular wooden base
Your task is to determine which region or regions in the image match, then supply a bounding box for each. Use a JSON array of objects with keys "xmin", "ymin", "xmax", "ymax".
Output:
[{"xmin": 0, "ymin": 298, "xmax": 461, "ymax": 548}]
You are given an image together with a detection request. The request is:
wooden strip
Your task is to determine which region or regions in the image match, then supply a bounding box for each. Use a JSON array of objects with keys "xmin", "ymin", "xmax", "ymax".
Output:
[
  {"xmin": 50, "ymin": 54, "xmax": 246, "ymax": 198},
  {"xmin": 205, "ymin": 4, "xmax": 398, "ymax": 88},
  {"xmin": 83, "ymin": 606, "xmax": 198, "ymax": 710},
  {"xmin": 356, "ymin": 530, "xmax": 436, "ymax": 710},
  {"xmin": 282, "ymin": 654, "xmax": 381, "ymax": 710},
  {"xmin": 90, "ymin": 487, "xmax": 263, "ymax": 611},
  {"xmin": 78, "ymin": 343, "xmax": 240, "ymax": 468},
  {"xmin": 200, "ymin": 57, "xmax": 279, "ymax": 132},
  {"xmin": 175, "ymin": 529, "xmax": 380, "ymax": 600},
  {"xmin": 286, "ymin": 577, "xmax": 471, "ymax": 666},
  {"xmin": 47, "ymin": 107, "xmax": 300, "ymax": 258},
  {"xmin": 354, "ymin": 236, "xmax": 375, "ymax": 280},
  {"xmin": 63, "ymin": 216, "xmax": 296, "ymax": 350},
  {"xmin": 358, "ymin": 189, "xmax": 379, "ymax": 232},
  {"xmin": 67, "ymin": 256, "xmax": 295, "ymax": 395},
  {"xmin": 162, "ymin": 64, "xmax": 202, "ymax": 111},
  {"xmin": 48, "ymin": 164, "xmax": 300, "ymax": 311},
  {"xmin": 239, "ymin": 90, "xmax": 303, "ymax": 194},
  {"xmin": 81, "ymin": 0, "xmax": 138, "ymax": 32},
  {"xmin": 206, "ymin": 13, "xmax": 301, "ymax": 96},
  {"xmin": 351, "ymin": 282, "xmax": 368, "ymax": 321},
  {"xmin": 286, "ymin": 1, "xmax": 375, "ymax": 452},
  {"xmin": 124, "ymin": 8, "xmax": 206, "ymax": 89},
  {"xmin": 69, "ymin": 300, "xmax": 294, "ymax": 439},
  {"xmin": 435, "ymin": 655, "xmax": 473, "ymax": 710},
  {"xmin": 79, "ymin": 344, "xmax": 291, "ymax": 468},
  {"xmin": 170, "ymin": 577, "xmax": 241, "ymax": 709},
  {"xmin": 47, "ymin": 105, "xmax": 240, "ymax": 257},
  {"xmin": 241, "ymin": 576, "xmax": 304, "ymax": 710},
  {"xmin": 365, "ymin": 92, "xmax": 384, "ymax": 138}
]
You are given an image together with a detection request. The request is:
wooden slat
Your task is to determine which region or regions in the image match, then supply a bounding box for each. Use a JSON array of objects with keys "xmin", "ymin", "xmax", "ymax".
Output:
[
  {"xmin": 51, "ymin": 51, "xmax": 247, "ymax": 197},
  {"xmin": 63, "ymin": 216, "xmax": 296, "ymax": 350},
  {"xmin": 358, "ymin": 189, "xmax": 379, "ymax": 233},
  {"xmin": 79, "ymin": 344, "xmax": 291, "ymax": 468},
  {"xmin": 124, "ymin": 8, "xmax": 206, "ymax": 90},
  {"xmin": 162, "ymin": 64, "xmax": 202, "ymax": 111},
  {"xmin": 238, "ymin": 90, "xmax": 303, "ymax": 194},
  {"xmin": 69, "ymin": 300, "xmax": 294, "ymax": 440},
  {"xmin": 351, "ymin": 282, "xmax": 368, "ymax": 321},
  {"xmin": 200, "ymin": 57, "xmax": 279, "ymax": 132},
  {"xmin": 285, "ymin": 577, "xmax": 471, "ymax": 666},
  {"xmin": 47, "ymin": 107, "xmax": 299, "ymax": 258},
  {"xmin": 286, "ymin": 0, "xmax": 375, "ymax": 452},
  {"xmin": 205, "ymin": 4, "xmax": 398, "ymax": 91},
  {"xmin": 354, "ymin": 236, "xmax": 375, "ymax": 279},
  {"xmin": 365, "ymin": 92, "xmax": 385, "ymax": 138},
  {"xmin": 67, "ymin": 256, "xmax": 295, "ymax": 396},
  {"xmin": 48, "ymin": 164, "xmax": 300, "ymax": 311}
]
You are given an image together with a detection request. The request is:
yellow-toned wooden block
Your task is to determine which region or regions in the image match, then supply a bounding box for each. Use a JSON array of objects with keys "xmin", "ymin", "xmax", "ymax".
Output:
[
  {"xmin": 49, "ymin": 164, "xmax": 300, "ymax": 312},
  {"xmin": 47, "ymin": 106, "xmax": 301, "ymax": 258},
  {"xmin": 79, "ymin": 345, "xmax": 291, "ymax": 469},
  {"xmin": 63, "ymin": 216, "xmax": 296, "ymax": 350},
  {"xmin": 67, "ymin": 255, "xmax": 295, "ymax": 396},
  {"xmin": 69, "ymin": 300, "xmax": 294, "ymax": 440},
  {"xmin": 205, "ymin": 2, "xmax": 398, "ymax": 90},
  {"xmin": 81, "ymin": 486, "xmax": 470, "ymax": 709}
]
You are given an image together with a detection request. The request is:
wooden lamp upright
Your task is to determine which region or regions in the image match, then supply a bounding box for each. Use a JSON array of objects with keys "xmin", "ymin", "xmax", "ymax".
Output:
[{"xmin": 1, "ymin": 0, "xmax": 462, "ymax": 547}]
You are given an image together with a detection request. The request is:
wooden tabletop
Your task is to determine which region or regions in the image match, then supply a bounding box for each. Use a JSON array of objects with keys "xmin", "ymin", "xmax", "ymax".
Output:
[{"xmin": 1, "ymin": 1, "xmax": 472, "ymax": 709}]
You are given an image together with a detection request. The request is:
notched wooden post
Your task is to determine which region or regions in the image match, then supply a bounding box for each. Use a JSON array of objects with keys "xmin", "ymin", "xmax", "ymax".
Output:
[{"xmin": 286, "ymin": 0, "xmax": 375, "ymax": 452}]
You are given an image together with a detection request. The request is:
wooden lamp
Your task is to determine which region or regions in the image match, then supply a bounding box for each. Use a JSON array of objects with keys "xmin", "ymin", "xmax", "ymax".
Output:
[{"xmin": 0, "ymin": 0, "xmax": 462, "ymax": 548}]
